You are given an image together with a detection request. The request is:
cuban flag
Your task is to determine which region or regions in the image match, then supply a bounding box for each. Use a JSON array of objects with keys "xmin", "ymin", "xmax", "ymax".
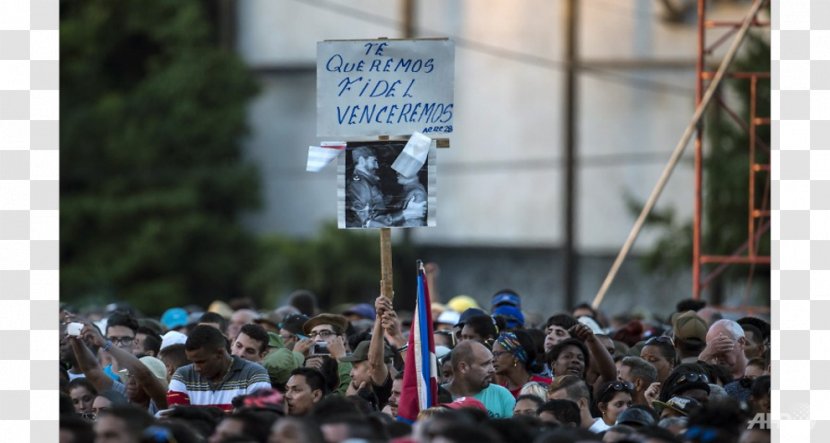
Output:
[{"xmin": 396, "ymin": 262, "xmax": 438, "ymax": 423}]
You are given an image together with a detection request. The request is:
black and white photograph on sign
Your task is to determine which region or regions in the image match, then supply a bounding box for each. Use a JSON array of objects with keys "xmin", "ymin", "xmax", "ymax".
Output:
[{"xmin": 338, "ymin": 141, "xmax": 436, "ymax": 229}]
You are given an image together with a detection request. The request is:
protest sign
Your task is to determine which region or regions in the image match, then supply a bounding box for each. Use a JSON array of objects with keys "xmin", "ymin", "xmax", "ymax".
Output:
[{"xmin": 317, "ymin": 39, "xmax": 454, "ymax": 137}]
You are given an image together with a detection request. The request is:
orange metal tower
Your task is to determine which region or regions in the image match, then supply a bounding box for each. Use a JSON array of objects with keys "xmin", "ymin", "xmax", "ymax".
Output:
[{"xmin": 692, "ymin": 0, "xmax": 771, "ymax": 305}]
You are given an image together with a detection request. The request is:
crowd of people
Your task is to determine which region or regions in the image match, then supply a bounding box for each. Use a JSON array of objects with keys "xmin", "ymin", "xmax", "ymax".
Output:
[{"xmin": 59, "ymin": 288, "xmax": 771, "ymax": 443}]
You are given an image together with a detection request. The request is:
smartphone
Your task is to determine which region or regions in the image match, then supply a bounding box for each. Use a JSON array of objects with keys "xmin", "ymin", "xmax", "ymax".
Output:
[
  {"xmin": 67, "ymin": 322, "xmax": 84, "ymax": 337},
  {"xmin": 312, "ymin": 341, "xmax": 330, "ymax": 355}
]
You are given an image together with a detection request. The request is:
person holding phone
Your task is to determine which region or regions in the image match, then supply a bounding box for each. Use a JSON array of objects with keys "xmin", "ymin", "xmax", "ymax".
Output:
[
  {"xmin": 293, "ymin": 314, "xmax": 352, "ymax": 395},
  {"xmin": 65, "ymin": 317, "xmax": 169, "ymax": 415}
]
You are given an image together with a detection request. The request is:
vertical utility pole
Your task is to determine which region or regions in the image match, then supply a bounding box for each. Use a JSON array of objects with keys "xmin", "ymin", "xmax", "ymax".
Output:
[
  {"xmin": 563, "ymin": 0, "xmax": 579, "ymax": 311},
  {"xmin": 402, "ymin": 0, "xmax": 415, "ymax": 39},
  {"xmin": 399, "ymin": 0, "xmax": 416, "ymax": 305},
  {"xmin": 218, "ymin": 0, "xmax": 236, "ymax": 51},
  {"xmin": 401, "ymin": 0, "xmax": 415, "ymax": 252},
  {"xmin": 402, "ymin": 0, "xmax": 415, "ymax": 252}
]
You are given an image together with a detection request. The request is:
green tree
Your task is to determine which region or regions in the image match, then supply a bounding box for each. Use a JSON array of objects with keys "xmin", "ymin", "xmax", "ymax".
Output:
[
  {"xmin": 246, "ymin": 223, "xmax": 418, "ymax": 311},
  {"xmin": 60, "ymin": 0, "xmax": 261, "ymax": 314},
  {"xmin": 632, "ymin": 32, "xmax": 770, "ymax": 304}
]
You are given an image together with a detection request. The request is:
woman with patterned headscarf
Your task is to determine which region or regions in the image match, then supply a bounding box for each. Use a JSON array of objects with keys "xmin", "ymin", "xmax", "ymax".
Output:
[{"xmin": 492, "ymin": 330, "xmax": 551, "ymax": 398}]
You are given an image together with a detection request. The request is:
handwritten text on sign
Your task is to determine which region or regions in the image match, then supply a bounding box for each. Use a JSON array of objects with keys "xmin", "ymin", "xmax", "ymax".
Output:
[{"xmin": 317, "ymin": 39, "xmax": 454, "ymax": 137}]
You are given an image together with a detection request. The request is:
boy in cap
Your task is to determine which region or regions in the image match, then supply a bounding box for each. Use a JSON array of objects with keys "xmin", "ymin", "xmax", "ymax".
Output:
[
  {"xmin": 340, "ymin": 340, "xmax": 394, "ymax": 409},
  {"xmin": 339, "ymin": 295, "xmax": 397, "ymax": 408},
  {"xmin": 672, "ymin": 311, "xmax": 708, "ymax": 363}
]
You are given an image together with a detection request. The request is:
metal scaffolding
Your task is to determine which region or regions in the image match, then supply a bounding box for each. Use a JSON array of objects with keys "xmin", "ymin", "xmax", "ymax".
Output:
[
  {"xmin": 692, "ymin": 0, "xmax": 771, "ymax": 305},
  {"xmin": 592, "ymin": 0, "xmax": 769, "ymax": 310}
]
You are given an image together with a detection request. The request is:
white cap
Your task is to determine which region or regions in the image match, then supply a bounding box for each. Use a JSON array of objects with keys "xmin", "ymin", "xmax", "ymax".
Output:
[
  {"xmin": 95, "ymin": 319, "xmax": 108, "ymax": 335},
  {"xmin": 118, "ymin": 356, "xmax": 169, "ymax": 387},
  {"xmin": 577, "ymin": 316, "xmax": 603, "ymax": 334},
  {"xmin": 435, "ymin": 345, "xmax": 451, "ymax": 359},
  {"xmin": 160, "ymin": 331, "xmax": 187, "ymax": 350},
  {"xmin": 436, "ymin": 310, "xmax": 461, "ymax": 325}
]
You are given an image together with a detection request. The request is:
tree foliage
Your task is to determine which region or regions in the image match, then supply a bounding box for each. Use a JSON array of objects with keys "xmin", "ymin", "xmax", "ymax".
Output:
[
  {"xmin": 245, "ymin": 223, "xmax": 417, "ymax": 311},
  {"xmin": 60, "ymin": 0, "xmax": 262, "ymax": 314}
]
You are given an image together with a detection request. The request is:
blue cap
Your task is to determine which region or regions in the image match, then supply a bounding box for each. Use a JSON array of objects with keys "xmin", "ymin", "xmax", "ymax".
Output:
[
  {"xmin": 491, "ymin": 290, "xmax": 521, "ymax": 309},
  {"xmin": 161, "ymin": 307, "xmax": 189, "ymax": 330},
  {"xmin": 343, "ymin": 303, "xmax": 376, "ymax": 321},
  {"xmin": 493, "ymin": 305, "xmax": 525, "ymax": 329}
]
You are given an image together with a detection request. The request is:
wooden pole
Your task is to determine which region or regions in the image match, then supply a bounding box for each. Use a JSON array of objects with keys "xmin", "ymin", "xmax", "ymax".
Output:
[
  {"xmin": 380, "ymin": 227, "xmax": 394, "ymax": 299},
  {"xmin": 378, "ymin": 133, "xmax": 394, "ymax": 300}
]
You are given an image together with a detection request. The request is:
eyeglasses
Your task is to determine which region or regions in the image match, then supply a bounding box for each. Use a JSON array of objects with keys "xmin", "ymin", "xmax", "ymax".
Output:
[
  {"xmin": 108, "ymin": 336, "xmax": 136, "ymax": 346},
  {"xmin": 599, "ymin": 381, "xmax": 633, "ymax": 400},
  {"xmin": 645, "ymin": 336, "xmax": 674, "ymax": 346},
  {"xmin": 492, "ymin": 350, "xmax": 512, "ymax": 358},
  {"xmin": 676, "ymin": 373, "xmax": 710, "ymax": 385},
  {"xmin": 308, "ymin": 330, "xmax": 338, "ymax": 339}
]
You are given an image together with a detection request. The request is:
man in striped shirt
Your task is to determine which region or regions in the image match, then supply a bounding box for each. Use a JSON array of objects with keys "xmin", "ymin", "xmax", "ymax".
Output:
[{"xmin": 167, "ymin": 325, "xmax": 271, "ymax": 411}]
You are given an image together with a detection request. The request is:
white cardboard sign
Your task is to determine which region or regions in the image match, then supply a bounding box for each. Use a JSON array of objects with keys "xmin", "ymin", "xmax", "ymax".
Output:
[{"xmin": 317, "ymin": 39, "xmax": 454, "ymax": 137}]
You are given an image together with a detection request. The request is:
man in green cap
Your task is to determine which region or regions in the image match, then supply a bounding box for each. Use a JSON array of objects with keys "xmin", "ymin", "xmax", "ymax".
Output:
[
  {"xmin": 339, "ymin": 295, "xmax": 396, "ymax": 408},
  {"xmin": 293, "ymin": 313, "xmax": 352, "ymax": 394},
  {"xmin": 340, "ymin": 340, "xmax": 394, "ymax": 409}
]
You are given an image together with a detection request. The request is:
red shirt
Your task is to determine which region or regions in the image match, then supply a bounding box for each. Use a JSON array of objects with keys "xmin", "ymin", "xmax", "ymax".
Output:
[{"xmin": 502, "ymin": 374, "xmax": 552, "ymax": 399}]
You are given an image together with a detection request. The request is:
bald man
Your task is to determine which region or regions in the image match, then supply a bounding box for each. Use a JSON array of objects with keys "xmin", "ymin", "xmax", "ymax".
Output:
[
  {"xmin": 699, "ymin": 319, "xmax": 749, "ymax": 379},
  {"xmin": 442, "ymin": 340, "xmax": 515, "ymax": 418}
]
